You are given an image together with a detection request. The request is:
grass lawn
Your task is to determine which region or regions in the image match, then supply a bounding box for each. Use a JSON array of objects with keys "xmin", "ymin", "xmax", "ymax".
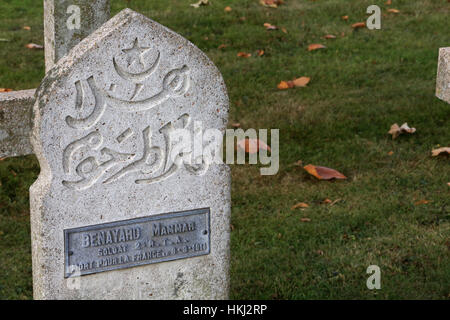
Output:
[{"xmin": 0, "ymin": 0, "xmax": 449, "ymax": 299}]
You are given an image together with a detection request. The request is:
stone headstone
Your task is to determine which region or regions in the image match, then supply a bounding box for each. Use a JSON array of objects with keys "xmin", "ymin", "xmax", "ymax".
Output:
[
  {"xmin": 436, "ymin": 47, "xmax": 450, "ymax": 104},
  {"xmin": 44, "ymin": 0, "xmax": 111, "ymax": 72},
  {"xmin": 31, "ymin": 8, "xmax": 230, "ymax": 300}
]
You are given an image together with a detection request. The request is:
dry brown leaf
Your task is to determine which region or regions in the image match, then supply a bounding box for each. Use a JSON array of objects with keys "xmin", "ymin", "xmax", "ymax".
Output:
[
  {"xmin": 190, "ymin": 0, "xmax": 209, "ymax": 8},
  {"xmin": 259, "ymin": 0, "xmax": 284, "ymax": 8},
  {"xmin": 231, "ymin": 123, "xmax": 241, "ymax": 128},
  {"xmin": 263, "ymin": 22, "xmax": 278, "ymax": 30},
  {"xmin": 237, "ymin": 52, "xmax": 251, "ymax": 58},
  {"xmin": 292, "ymin": 77, "xmax": 310, "ymax": 87},
  {"xmin": 322, "ymin": 198, "xmax": 332, "ymax": 204},
  {"xmin": 303, "ymin": 164, "xmax": 347, "ymax": 180},
  {"xmin": 324, "ymin": 34, "xmax": 337, "ymax": 39},
  {"xmin": 414, "ymin": 199, "xmax": 430, "ymax": 206},
  {"xmin": 224, "ymin": 6, "xmax": 232, "ymax": 12},
  {"xmin": 352, "ymin": 22, "xmax": 366, "ymax": 29},
  {"xmin": 0, "ymin": 88, "xmax": 13, "ymax": 92},
  {"xmin": 308, "ymin": 43, "xmax": 326, "ymax": 51},
  {"xmin": 386, "ymin": 0, "xmax": 392, "ymax": 5},
  {"xmin": 218, "ymin": 44, "xmax": 228, "ymax": 49},
  {"xmin": 236, "ymin": 138, "xmax": 271, "ymax": 154},
  {"xmin": 300, "ymin": 218, "xmax": 311, "ymax": 222},
  {"xmin": 291, "ymin": 202, "xmax": 309, "ymax": 210},
  {"xmin": 277, "ymin": 81, "xmax": 289, "ymax": 90},
  {"xmin": 257, "ymin": 49, "xmax": 265, "ymax": 56},
  {"xmin": 388, "ymin": 151, "xmax": 394, "ymax": 156},
  {"xmin": 25, "ymin": 43, "xmax": 43, "ymax": 49},
  {"xmin": 23, "ymin": 26, "xmax": 31, "ymax": 30},
  {"xmin": 342, "ymin": 15, "xmax": 349, "ymax": 21},
  {"xmin": 388, "ymin": 123, "xmax": 416, "ymax": 139},
  {"xmin": 281, "ymin": 27, "xmax": 287, "ymax": 34},
  {"xmin": 431, "ymin": 147, "xmax": 450, "ymax": 157},
  {"xmin": 387, "ymin": 8, "xmax": 400, "ymax": 13}
]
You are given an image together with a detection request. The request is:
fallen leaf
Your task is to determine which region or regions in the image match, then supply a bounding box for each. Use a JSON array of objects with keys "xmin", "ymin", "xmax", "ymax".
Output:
[
  {"xmin": 257, "ymin": 49, "xmax": 265, "ymax": 56},
  {"xmin": 388, "ymin": 151, "xmax": 394, "ymax": 156},
  {"xmin": 224, "ymin": 6, "xmax": 232, "ymax": 12},
  {"xmin": 352, "ymin": 22, "xmax": 366, "ymax": 29},
  {"xmin": 239, "ymin": 16, "xmax": 247, "ymax": 21},
  {"xmin": 231, "ymin": 123, "xmax": 241, "ymax": 128},
  {"xmin": 388, "ymin": 123, "xmax": 416, "ymax": 139},
  {"xmin": 259, "ymin": 0, "xmax": 284, "ymax": 8},
  {"xmin": 387, "ymin": 8, "xmax": 400, "ymax": 13},
  {"xmin": 25, "ymin": 43, "xmax": 44, "ymax": 49},
  {"xmin": 308, "ymin": 43, "xmax": 326, "ymax": 51},
  {"xmin": 342, "ymin": 15, "xmax": 349, "ymax": 21},
  {"xmin": 291, "ymin": 202, "xmax": 309, "ymax": 210},
  {"xmin": 277, "ymin": 81, "xmax": 289, "ymax": 90},
  {"xmin": 414, "ymin": 199, "xmax": 430, "ymax": 206},
  {"xmin": 190, "ymin": 0, "xmax": 209, "ymax": 8},
  {"xmin": 324, "ymin": 34, "xmax": 337, "ymax": 39},
  {"xmin": 237, "ymin": 52, "xmax": 251, "ymax": 58},
  {"xmin": 218, "ymin": 44, "xmax": 228, "ymax": 49},
  {"xmin": 0, "ymin": 88, "xmax": 13, "ymax": 92},
  {"xmin": 300, "ymin": 218, "xmax": 311, "ymax": 222},
  {"xmin": 263, "ymin": 22, "xmax": 278, "ymax": 30},
  {"xmin": 322, "ymin": 198, "xmax": 332, "ymax": 204},
  {"xmin": 237, "ymin": 138, "xmax": 271, "ymax": 154},
  {"xmin": 23, "ymin": 26, "xmax": 31, "ymax": 30},
  {"xmin": 303, "ymin": 164, "xmax": 347, "ymax": 180},
  {"xmin": 292, "ymin": 76, "xmax": 310, "ymax": 87},
  {"xmin": 281, "ymin": 27, "xmax": 287, "ymax": 34},
  {"xmin": 431, "ymin": 147, "xmax": 450, "ymax": 157},
  {"xmin": 386, "ymin": 0, "xmax": 392, "ymax": 5}
]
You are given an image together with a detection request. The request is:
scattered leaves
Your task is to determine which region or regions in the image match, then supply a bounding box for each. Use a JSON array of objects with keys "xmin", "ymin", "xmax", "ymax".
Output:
[
  {"xmin": 342, "ymin": 15, "xmax": 349, "ymax": 21},
  {"xmin": 257, "ymin": 49, "xmax": 265, "ymax": 56},
  {"xmin": 387, "ymin": 8, "xmax": 400, "ymax": 13},
  {"xmin": 224, "ymin": 6, "xmax": 232, "ymax": 12},
  {"xmin": 23, "ymin": 26, "xmax": 31, "ymax": 30},
  {"xmin": 300, "ymin": 218, "xmax": 311, "ymax": 222},
  {"xmin": 236, "ymin": 138, "xmax": 271, "ymax": 154},
  {"xmin": 386, "ymin": 0, "xmax": 392, "ymax": 5},
  {"xmin": 324, "ymin": 34, "xmax": 337, "ymax": 39},
  {"xmin": 277, "ymin": 81, "xmax": 289, "ymax": 90},
  {"xmin": 0, "ymin": 88, "xmax": 13, "ymax": 92},
  {"xmin": 281, "ymin": 27, "xmax": 287, "ymax": 34},
  {"xmin": 431, "ymin": 147, "xmax": 450, "ymax": 157},
  {"xmin": 291, "ymin": 202, "xmax": 309, "ymax": 210},
  {"xmin": 292, "ymin": 77, "xmax": 311, "ymax": 87},
  {"xmin": 322, "ymin": 198, "xmax": 332, "ymax": 204},
  {"xmin": 388, "ymin": 123, "xmax": 416, "ymax": 139},
  {"xmin": 25, "ymin": 43, "xmax": 44, "ymax": 49},
  {"xmin": 388, "ymin": 151, "xmax": 394, "ymax": 156},
  {"xmin": 231, "ymin": 123, "xmax": 241, "ymax": 128},
  {"xmin": 237, "ymin": 52, "xmax": 251, "ymax": 58},
  {"xmin": 352, "ymin": 22, "xmax": 366, "ymax": 29},
  {"xmin": 190, "ymin": 0, "xmax": 209, "ymax": 8},
  {"xmin": 308, "ymin": 43, "xmax": 326, "ymax": 51},
  {"xmin": 303, "ymin": 164, "xmax": 347, "ymax": 180},
  {"xmin": 218, "ymin": 44, "xmax": 228, "ymax": 49}
]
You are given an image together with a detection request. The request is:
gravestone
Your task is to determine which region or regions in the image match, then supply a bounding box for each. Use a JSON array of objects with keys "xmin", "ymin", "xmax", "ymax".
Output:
[
  {"xmin": 0, "ymin": 0, "xmax": 110, "ymax": 158},
  {"xmin": 436, "ymin": 47, "xmax": 449, "ymax": 104},
  {"xmin": 31, "ymin": 8, "xmax": 230, "ymax": 299}
]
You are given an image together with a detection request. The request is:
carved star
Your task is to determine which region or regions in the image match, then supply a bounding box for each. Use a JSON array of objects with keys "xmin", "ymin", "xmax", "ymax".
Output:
[{"xmin": 122, "ymin": 38, "xmax": 150, "ymax": 68}]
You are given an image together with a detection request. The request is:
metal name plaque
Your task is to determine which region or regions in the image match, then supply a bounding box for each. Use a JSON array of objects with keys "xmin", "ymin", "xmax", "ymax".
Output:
[{"xmin": 64, "ymin": 208, "xmax": 210, "ymax": 277}]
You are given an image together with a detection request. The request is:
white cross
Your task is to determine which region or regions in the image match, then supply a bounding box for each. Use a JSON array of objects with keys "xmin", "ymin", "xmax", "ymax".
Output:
[{"xmin": 0, "ymin": 0, "xmax": 110, "ymax": 158}]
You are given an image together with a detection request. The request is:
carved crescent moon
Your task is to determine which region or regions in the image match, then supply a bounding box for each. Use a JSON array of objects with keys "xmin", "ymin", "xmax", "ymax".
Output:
[{"xmin": 113, "ymin": 51, "xmax": 161, "ymax": 83}]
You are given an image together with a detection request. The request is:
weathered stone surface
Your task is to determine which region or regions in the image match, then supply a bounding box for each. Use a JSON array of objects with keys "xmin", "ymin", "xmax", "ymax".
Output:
[
  {"xmin": 0, "ymin": 90, "xmax": 35, "ymax": 158},
  {"xmin": 436, "ymin": 47, "xmax": 450, "ymax": 104},
  {"xmin": 44, "ymin": 0, "xmax": 110, "ymax": 72},
  {"xmin": 31, "ymin": 9, "xmax": 230, "ymax": 300}
]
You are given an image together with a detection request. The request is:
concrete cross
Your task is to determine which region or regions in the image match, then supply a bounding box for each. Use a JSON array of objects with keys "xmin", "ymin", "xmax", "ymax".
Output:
[{"xmin": 0, "ymin": 0, "xmax": 110, "ymax": 158}]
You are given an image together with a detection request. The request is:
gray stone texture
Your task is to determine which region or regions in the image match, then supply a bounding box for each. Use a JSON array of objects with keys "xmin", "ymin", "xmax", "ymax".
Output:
[
  {"xmin": 31, "ymin": 8, "xmax": 230, "ymax": 300},
  {"xmin": 0, "ymin": 90, "xmax": 35, "ymax": 158},
  {"xmin": 436, "ymin": 47, "xmax": 450, "ymax": 104},
  {"xmin": 44, "ymin": 0, "xmax": 110, "ymax": 72}
]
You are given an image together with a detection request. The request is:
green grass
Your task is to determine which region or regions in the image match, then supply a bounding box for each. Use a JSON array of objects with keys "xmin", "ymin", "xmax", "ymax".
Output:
[{"xmin": 0, "ymin": 0, "xmax": 449, "ymax": 299}]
